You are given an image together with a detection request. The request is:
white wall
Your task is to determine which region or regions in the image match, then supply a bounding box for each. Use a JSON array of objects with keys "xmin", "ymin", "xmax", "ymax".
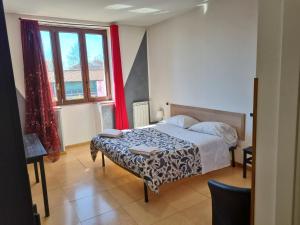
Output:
[
  {"xmin": 119, "ymin": 25, "xmax": 145, "ymax": 84},
  {"xmin": 6, "ymin": 13, "xmax": 25, "ymax": 96},
  {"xmin": 147, "ymin": 0, "xmax": 257, "ymax": 162},
  {"xmin": 5, "ymin": 13, "xmax": 145, "ymax": 145},
  {"xmin": 58, "ymin": 103, "xmax": 99, "ymax": 145}
]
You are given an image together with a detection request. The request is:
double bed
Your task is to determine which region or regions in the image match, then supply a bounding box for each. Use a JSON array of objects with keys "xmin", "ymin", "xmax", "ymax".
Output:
[{"xmin": 90, "ymin": 104, "xmax": 246, "ymax": 202}]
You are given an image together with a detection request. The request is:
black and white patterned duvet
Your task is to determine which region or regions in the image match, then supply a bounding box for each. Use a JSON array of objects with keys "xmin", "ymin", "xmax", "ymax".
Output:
[{"xmin": 90, "ymin": 128, "xmax": 202, "ymax": 193}]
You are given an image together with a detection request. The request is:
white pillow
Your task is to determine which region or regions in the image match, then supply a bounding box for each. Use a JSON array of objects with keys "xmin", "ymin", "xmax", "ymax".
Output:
[
  {"xmin": 189, "ymin": 122, "xmax": 238, "ymax": 146},
  {"xmin": 165, "ymin": 115, "xmax": 199, "ymax": 128}
]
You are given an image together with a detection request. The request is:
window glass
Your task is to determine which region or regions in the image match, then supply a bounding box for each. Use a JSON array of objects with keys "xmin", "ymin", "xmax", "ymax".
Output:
[
  {"xmin": 58, "ymin": 32, "xmax": 84, "ymax": 100},
  {"xmin": 85, "ymin": 34, "xmax": 107, "ymax": 98},
  {"xmin": 40, "ymin": 31, "xmax": 57, "ymax": 102}
]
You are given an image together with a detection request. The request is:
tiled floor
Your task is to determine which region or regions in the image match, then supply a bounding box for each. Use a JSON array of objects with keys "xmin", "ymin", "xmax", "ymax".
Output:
[{"xmin": 27, "ymin": 144, "xmax": 252, "ymax": 225}]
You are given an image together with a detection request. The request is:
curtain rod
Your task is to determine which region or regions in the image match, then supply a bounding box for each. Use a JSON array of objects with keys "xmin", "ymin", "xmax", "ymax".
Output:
[{"xmin": 19, "ymin": 17, "xmax": 110, "ymax": 28}]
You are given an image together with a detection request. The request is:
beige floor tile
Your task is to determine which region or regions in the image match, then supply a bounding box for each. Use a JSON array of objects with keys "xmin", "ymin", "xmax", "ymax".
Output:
[
  {"xmin": 51, "ymin": 160, "xmax": 86, "ymax": 176},
  {"xmin": 96, "ymin": 162, "xmax": 134, "ymax": 179},
  {"xmin": 59, "ymin": 169, "xmax": 95, "ymax": 188},
  {"xmin": 78, "ymin": 155, "xmax": 104, "ymax": 169},
  {"xmin": 63, "ymin": 180, "xmax": 107, "ymax": 201},
  {"xmin": 187, "ymin": 176, "xmax": 212, "ymax": 198},
  {"xmin": 29, "ymin": 175, "xmax": 62, "ymax": 195},
  {"xmin": 71, "ymin": 191, "xmax": 120, "ymax": 221},
  {"xmin": 93, "ymin": 173, "xmax": 135, "ymax": 190},
  {"xmin": 107, "ymin": 181, "xmax": 144, "ymax": 206},
  {"xmin": 45, "ymin": 154, "xmax": 78, "ymax": 169},
  {"xmin": 30, "ymin": 182, "xmax": 43, "ymax": 196},
  {"xmin": 81, "ymin": 208, "xmax": 137, "ymax": 225},
  {"xmin": 41, "ymin": 202, "xmax": 80, "ymax": 225},
  {"xmin": 153, "ymin": 186, "xmax": 209, "ymax": 211},
  {"xmin": 123, "ymin": 199, "xmax": 178, "ymax": 225},
  {"xmin": 180, "ymin": 199, "xmax": 212, "ymax": 225},
  {"xmin": 214, "ymin": 168, "xmax": 252, "ymax": 188},
  {"xmin": 67, "ymin": 146, "xmax": 90, "ymax": 156},
  {"xmin": 151, "ymin": 213, "xmax": 194, "ymax": 225},
  {"xmin": 32, "ymin": 188, "xmax": 70, "ymax": 214},
  {"xmin": 156, "ymin": 177, "xmax": 193, "ymax": 193}
]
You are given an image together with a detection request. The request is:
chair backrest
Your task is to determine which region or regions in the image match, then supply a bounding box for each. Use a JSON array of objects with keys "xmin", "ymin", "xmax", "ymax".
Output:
[{"xmin": 208, "ymin": 180, "xmax": 251, "ymax": 225}]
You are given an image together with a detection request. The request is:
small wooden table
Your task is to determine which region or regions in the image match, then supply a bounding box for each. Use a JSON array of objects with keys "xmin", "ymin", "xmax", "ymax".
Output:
[
  {"xmin": 23, "ymin": 134, "xmax": 49, "ymax": 217},
  {"xmin": 243, "ymin": 146, "xmax": 253, "ymax": 178}
]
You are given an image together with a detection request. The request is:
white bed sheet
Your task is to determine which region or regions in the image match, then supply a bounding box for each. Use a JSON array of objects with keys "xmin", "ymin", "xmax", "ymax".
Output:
[{"xmin": 153, "ymin": 123, "xmax": 231, "ymax": 174}]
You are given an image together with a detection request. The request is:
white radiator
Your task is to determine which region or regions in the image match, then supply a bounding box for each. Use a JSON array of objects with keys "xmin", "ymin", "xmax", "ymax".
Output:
[
  {"xmin": 133, "ymin": 101, "xmax": 150, "ymax": 128},
  {"xmin": 95, "ymin": 102, "xmax": 115, "ymax": 133},
  {"xmin": 54, "ymin": 106, "xmax": 65, "ymax": 152}
]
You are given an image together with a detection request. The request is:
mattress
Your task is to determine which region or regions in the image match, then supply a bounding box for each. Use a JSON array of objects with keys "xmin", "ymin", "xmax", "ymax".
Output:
[{"xmin": 90, "ymin": 123, "xmax": 231, "ymax": 192}]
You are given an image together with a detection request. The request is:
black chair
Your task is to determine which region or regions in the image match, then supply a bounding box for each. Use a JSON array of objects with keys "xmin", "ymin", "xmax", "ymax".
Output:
[{"xmin": 208, "ymin": 180, "xmax": 251, "ymax": 225}]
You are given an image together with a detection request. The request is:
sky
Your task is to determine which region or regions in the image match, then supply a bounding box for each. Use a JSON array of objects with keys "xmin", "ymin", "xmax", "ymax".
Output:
[{"xmin": 40, "ymin": 31, "xmax": 104, "ymax": 70}]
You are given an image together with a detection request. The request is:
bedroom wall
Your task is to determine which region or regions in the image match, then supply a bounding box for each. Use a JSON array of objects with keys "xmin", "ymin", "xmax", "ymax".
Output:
[
  {"xmin": 125, "ymin": 33, "xmax": 149, "ymax": 128},
  {"xmin": 5, "ymin": 13, "xmax": 147, "ymax": 145},
  {"xmin": 147, "ymin": 0, "xmax": 257, "ymax": 162}
]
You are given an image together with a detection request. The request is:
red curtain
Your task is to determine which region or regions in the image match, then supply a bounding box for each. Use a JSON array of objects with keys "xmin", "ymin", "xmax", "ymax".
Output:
[
  {"xmin": 21, "ymin": 19, "xmax": 60, "ymax": 161},
  {"xmin": 110, "ymin": 24, "xmax": 129, "ymax": 130}
]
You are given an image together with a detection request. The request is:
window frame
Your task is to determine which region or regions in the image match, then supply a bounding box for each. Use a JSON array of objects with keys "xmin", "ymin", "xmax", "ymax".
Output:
[{"xmin": 39, "ymin": 25, "xmax": 112, "ymax": 105}]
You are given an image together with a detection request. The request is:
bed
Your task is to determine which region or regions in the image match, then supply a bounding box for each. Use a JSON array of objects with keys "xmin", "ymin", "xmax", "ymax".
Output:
[{"xmin": 90, "ymin": 104, "xmax": 246, "ymax": 202}]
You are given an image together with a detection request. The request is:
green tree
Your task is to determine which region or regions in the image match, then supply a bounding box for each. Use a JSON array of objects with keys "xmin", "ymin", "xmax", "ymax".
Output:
[{"xmin": 67, "ymin": 44, "xmax": 80, "ymax": 69}]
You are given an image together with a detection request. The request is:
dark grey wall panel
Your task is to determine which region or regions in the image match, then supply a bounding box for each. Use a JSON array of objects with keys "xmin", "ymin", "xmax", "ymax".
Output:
[{"xmin": 125, "ymin": 33, "xmax": 149, "ymax": 128}]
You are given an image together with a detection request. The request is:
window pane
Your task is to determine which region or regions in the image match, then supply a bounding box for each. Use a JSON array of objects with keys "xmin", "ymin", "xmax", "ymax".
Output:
[
  {"xmin": 85, "ymin": 34, "xmax": 107, "ymax": 98},
  {"xmin": 58, "ymin": 32, "xmax": 84, "ymax": 100},
  {"xmin": 40, "ymin": 31, "xmax": 57, "ymax": 102}
]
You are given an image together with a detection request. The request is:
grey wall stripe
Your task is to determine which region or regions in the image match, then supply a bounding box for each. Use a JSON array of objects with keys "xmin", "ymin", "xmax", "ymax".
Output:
[{"xmin": 125, "ymin": 33, "xmax": 149, "ymax": 128}]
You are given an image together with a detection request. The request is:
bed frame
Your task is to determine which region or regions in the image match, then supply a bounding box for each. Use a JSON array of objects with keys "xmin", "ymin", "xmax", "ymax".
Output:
[{"xmin": 101, "ymin": 104, "xmax": 246, "ymax": 203}]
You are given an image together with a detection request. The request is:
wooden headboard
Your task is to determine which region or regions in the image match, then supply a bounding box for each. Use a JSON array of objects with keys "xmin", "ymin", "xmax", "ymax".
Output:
[{"xmin": 170, "ymin": 104, "xmax": 246, "ymax": 140}]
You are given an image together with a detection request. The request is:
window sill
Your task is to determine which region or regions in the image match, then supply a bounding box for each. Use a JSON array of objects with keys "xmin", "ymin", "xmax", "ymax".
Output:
[
  {"xmin": 95, "ymin": 100, "xmax": 115, "ymax": 105},
  {"xmin": 53, "ymin": 100, "xmax": 115, "ymax": 107}
]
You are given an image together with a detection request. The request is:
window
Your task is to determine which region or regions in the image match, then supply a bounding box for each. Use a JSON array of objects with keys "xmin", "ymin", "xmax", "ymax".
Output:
[{"xmin": 40, "ymin": 26, "xmax": 111, "ymax": 105}]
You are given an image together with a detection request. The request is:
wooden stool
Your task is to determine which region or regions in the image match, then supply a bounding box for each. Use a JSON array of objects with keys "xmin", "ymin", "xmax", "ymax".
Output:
[{"xmin": 243, "ymin": 146, "xmax": 253, "ymax": 178}]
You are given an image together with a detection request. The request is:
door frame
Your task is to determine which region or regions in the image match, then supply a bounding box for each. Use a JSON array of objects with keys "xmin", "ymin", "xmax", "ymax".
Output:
[
  {"xmin": 255, "ymin": 0, "xmax": 300, "ymax": 224},
  {"xmin": 292, "ymin": 77, "xmax": 300, "ymax": 225},
  {"xmin": 251, "ymin": 78, "xmax": 258, "ymax": 225}
]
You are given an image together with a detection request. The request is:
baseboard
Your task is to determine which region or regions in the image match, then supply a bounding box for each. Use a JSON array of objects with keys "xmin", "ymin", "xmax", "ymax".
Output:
[
  {"xmin": 235, "ymin": 162, "xmax": 252, "ymax": 169},
  {"xmin": 65, "ymin": 141, "xmax": 90, "ymax": 149}
]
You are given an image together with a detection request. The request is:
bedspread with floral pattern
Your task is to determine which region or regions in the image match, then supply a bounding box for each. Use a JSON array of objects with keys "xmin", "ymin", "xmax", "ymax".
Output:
[{"xmin": 90, "ymin": 128, "xmax": 202, "ymax": 192}]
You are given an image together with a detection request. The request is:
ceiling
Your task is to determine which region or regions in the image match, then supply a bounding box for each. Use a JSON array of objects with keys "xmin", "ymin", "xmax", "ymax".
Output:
[{"xmin": 3, "ymin": 0, "xmax": 206, "ymax": 26}]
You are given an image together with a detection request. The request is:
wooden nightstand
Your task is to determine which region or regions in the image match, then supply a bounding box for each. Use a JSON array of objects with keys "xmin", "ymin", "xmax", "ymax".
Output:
[{"xmin": 243, "ymin": 146, "xmax": 253, "ymax": 178}]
